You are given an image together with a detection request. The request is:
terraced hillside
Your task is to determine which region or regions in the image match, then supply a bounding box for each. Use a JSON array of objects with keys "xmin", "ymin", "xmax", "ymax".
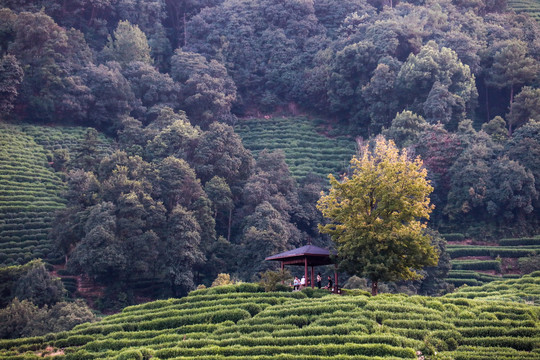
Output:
[
  {"xmin": 509, "ymin": 0, "xmax": 540, "ymax": 22},
  {"xmin": 444, "ymin": 234, "xmax": 540, "ymax": 287},
  {"xmin": 444, "ymin": 270, "xmax": 540, "ymax": 303},
  {"xmin": 19, "ymin": 125, "xmax": 112, "ymax": 162},
  {"xmin": 0, "ymin": 125, "xmax": 66, "ymax": 266},
  {"xmin": 1, "ymin": 275, "xmax": 539, "ymax": 360},
  {"xmin": 0, "ymin": 124, "xmax": 112, "ymax": 266},
  {"xmin": 235, "ymin": 117, "xmax": 356, "ymax": 179}
]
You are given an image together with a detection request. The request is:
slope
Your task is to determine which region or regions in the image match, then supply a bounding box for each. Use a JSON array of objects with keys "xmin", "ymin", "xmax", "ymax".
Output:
[
  {"xmin": 1, "ymin": 275, "xmax": 539, "ymax": 360},
  {"xmin": 0, "ymin": 125, "xmax": 66, "ymax": 266},
  {"xmin": 508, "ymin": 0, "xmax": 540, "ymax": 22},
  {"xmin": 0, "ymin": 123, "xmax": 112, "ymax": 267},
  {"xmin": 235, "ymin": 117, "xmax": 356, "ymax": 179},
  {"xmin": 443, "ymin": 234, "xmax": 540, "ymax": 287}
]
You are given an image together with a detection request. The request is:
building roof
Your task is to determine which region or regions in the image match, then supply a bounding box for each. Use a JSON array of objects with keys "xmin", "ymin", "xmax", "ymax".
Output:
[{"xmin": 265, "ymin": 245, "xmax": 335, "ymax": 266}]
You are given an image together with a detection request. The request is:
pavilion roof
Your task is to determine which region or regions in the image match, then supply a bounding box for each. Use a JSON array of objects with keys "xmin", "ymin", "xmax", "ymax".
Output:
[{"xmin": 265, "ymin": 245, "xmax": 335, "ymax": 266}]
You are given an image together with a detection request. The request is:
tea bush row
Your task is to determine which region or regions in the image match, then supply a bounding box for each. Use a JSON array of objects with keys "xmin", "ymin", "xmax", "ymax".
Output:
[
  {"xmin": 451, "ymin": 260, "xmax": 502, "ymax": 271},
  {"xmin": 154, "ymin": 343, "xmax": 416, "ymax": 358},
  {"xmin": 447, "ymin": 246, "xmax": 538, "ymax": 258},
  {"xmin": 499, "ymin": 237, "xmax": 540, "ymax": 246}
]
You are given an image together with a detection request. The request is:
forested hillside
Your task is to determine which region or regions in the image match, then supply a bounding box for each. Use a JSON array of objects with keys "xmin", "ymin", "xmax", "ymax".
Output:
[{"xmin": 1, "ymin": 0, "xmax": 540, "ymax": 316}]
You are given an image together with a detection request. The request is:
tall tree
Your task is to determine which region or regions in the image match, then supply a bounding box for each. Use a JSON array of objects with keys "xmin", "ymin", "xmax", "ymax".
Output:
[
  {"xmin": 0, "ymin": 54, "xmax": 23, "ymax": 118},
  {"xmin": 486, "ymin": 40, "xmax": 539, "ymax": 135},
  {"xmin": 317, "ymin": 137, "xmax": 438, "ymax": 295},
  {"xmin": 170, "ymin": 49, "xmax": 236, "ymax": 128},
  {"xmin": 164, "ymin": 205, "xmax": 205, "ymax": 296},
  {"xmin": 506, "ymin": 86, "xmax": 540, "ymax": 133},
  {"xmin": 396, "ymin": 41, "xmax": 477, "ymax": 128},
  {"xmin": 101, "ymin": 20, "xmax": 153, "ymax": 66}
]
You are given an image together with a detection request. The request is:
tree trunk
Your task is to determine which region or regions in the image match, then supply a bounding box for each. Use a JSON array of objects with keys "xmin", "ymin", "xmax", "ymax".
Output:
[
  {"xmin": 371, "ymin": 280, "xmax": 378, "ymax": 296},
  {"xmin": 184, "ymin": 12, "xmax": 187, "ymax": 47},
  {"xmin": 508, "ymin": 84, "xmax": 514, "ymax": 136},
  {"xmin": 89, "ymin": 6, "xmax": 96, "ymax": 26},
  {"xmin": 227, "ymin": 208, "xmax": 232, "ymax": 242},
  {"xmin": 485, "ymin": 82, "xmax": 490, "ymax": 122}
]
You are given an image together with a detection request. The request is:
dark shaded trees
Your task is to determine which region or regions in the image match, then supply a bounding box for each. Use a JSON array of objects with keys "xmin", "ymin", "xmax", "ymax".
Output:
[{"xmin": 0, "ymin": 54, "xmax": 23, "ymax": 118}]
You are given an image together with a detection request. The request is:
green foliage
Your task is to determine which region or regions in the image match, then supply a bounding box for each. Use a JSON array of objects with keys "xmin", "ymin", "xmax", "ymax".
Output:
[
  {"xmin": 451, "ymin": 260, "xmax": 502, "ymax": 272},
  {"xmin": 258, "ymin": 269, "xmax": 292, "ymax": 292},
  {"xmin": 318, "ymin": 137, "xmax": 438, "ymax": 295},
  {"xmin": 0, "ymin": 298, "xmax": 96, "ymax": 339},
  {"xmin": 12, "ymin": 260, "xmax": 64, "ymax": 307},
  {"xmin": 0, "ymin": 54, "xmax": 23, "ymax": 118},
  {"xmin": 1, "ymin": 286, "xmax": 539, "ymax": 359},
  {"xmin": 101, "ymin": 20, "xmax": 153, "ymax": 66},
  {"xmin": 397, "ymin": 41, "xmax": 478, "ymax": 127},
  {"xmin": 518, "ymin": 255, "xmax": 540, "ymax": 274},
  {"xmin": 442, "ymin": 234, "xmax": 465, "ymax": 242}
]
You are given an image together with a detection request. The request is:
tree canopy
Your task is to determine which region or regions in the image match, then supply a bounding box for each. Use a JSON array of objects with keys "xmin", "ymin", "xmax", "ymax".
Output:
[{"xmin": 317, "ymin": 137, "xmax": 438, "ymax": 295}]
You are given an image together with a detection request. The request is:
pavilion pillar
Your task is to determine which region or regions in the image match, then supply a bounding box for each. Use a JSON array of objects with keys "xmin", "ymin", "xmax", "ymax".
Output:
[
  {"xmin": 304, "ymin": 258, "xmax": 308, "ymax": 289},
  {"xmin": 311, "ymin": 266, "xmax": 314, "ymax": 288},
  {"xmin": 334, "ymin": 264, "xmax": 339, "ymax": 293},
  {"xmin": 281, "ymin": 262, "xmax": 284, "ymax": 284}
]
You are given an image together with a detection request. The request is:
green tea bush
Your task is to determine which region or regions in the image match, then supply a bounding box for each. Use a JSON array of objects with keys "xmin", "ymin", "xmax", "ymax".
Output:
[
  {"xmin": 211, "ymin": 309, "xmax": 251, "ymax": 323},
  {"xmin": 442, "ymin": 233, "xmax": 465, "ymax": 242},
  {"xmin": 54, "ymin": 335, "xmax": 94, "ymax": 347},
  {"xmin": 499, "ymin": 237, "xmax": 540, "ymax": 246},
  {"xmin": 460, "ymin": 337, "xmax": 539, "ymax": 351},
  {"xmin": 451, "ymin": 260, "xmax": 502, "ymax": 272}
]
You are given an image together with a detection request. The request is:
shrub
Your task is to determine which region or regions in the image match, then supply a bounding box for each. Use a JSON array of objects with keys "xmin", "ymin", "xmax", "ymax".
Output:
[
  {"xmin": 342, "ymin": 289, "xmax": 371, "ymax": 297},
  {"xmin": 211, "ymin": 309, "xmax": 251, "ymax": 323},
  {"xmin": 518, "ymin": 255, "xmax": 540, "ymax": 274},
  {"xmin": 499, "ymin": 237, "xmax": 540, "ymax": 246},
  {"xmin": 451, "ymin": 260, "xmax": 502, "ymax": 272},
  {"xmin": 211, "ymin": 273, "xmax": 234, "ymax": 287},
  {"xmin": 443, "ymin": 234, "xmax": 465, "ymax": 242}
]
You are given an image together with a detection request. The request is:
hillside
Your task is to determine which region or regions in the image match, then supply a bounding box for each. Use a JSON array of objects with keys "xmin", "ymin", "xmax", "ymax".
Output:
[
  {"xmin": 509, "ymin": 0, "xmax": 540, "ymax": 22},
  {"xmin": 0, "ymin": 124, "xmax": 112, "ymax": 267},
  {"xmin": 443, "ymin": 234, "xmax": 540, "ymax": 287},
  {"xmin": 0, "ymin": 125, "xmax": 65, "ymax": 266},
  {"xmin": 445, "ymin": 270, "xmax": 540, "ymax": 303},
  {"xmin": 235, "ymin": 117, "xmax": 356, "ymax": 179},
  {"xmin": 1, "ymin": 275, "xmax": 539, "ymax": 360}
]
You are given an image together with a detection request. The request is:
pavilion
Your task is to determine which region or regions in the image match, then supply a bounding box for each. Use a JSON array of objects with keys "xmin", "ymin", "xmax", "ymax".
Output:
[{"xmin": 265, "ymin": 245, "xmax": 339, "ymax": 292}]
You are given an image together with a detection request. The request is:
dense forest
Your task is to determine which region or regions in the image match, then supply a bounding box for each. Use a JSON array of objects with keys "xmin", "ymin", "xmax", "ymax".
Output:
[{"xmin": 0, "ymin": 0, "xmax": 540, "ymax": 318}]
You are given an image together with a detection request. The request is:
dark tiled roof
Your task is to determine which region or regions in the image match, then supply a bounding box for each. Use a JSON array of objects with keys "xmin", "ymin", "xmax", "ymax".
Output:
[{"xmin": 265, "ymin": 245, "xmax": 331, "ymax": 261}]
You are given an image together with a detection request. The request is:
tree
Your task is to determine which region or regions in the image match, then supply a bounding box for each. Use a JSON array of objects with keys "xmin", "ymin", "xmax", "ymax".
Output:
[
  {"xmin": 8, "ymin": 11, "xmax": 92, "ymax": 122},
  {"xmin": 505, "ymin": 120, "xmax": 540, "ymax": 202},
  {"xmin": 486, "ymin": 40, "xmax": 539, "ymax": 135},
  {"xmin": 317, "ymin": 137, "xmax": 438, "ymax": 295},
  {"xmin": 0, "ymin": 54, "xmax": 23, "ymax": 118},
  {"xmin": 170, "ymin": 49, "xmax": 236, "ymax": 128},
  {"xmin": 121, "ymin": 61, "xmax": 180, "ymax": 120},
  {"xmin": 101, "ymin": 20, "xmax": 153, "ymax": 66},
  {"xmin": 192, "ymin": 122, "xmax": 253, "ymax": 185},
  {"xmin": 396, "ymin": 41, "xmax": 477, "ymax": 128},
  {"xmin": 361, "ymin": 59, "xmax": 401, "ymax": 132},
  {"xmin": 81, "ymin": 62, "xmax": 135, "ymax": 132},
  {"xmin": 13, "ymin": 261, "xmax": 65, "ymax": 308},
  {"xmin": 382, "ymin": 110, "xmax": 428, "ymax": 149},
  {"xmin": 165, "ymin": 205, "xmax": 205, "ymax": 296},
  {"xmin": 506, "ymin": 86, "xmax": 540, "ymax": 133}
]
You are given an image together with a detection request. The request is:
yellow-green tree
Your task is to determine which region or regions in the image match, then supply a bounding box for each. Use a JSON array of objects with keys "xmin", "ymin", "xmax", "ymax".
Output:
[{"xmin": 317, "ymin": 137, "xmax": 438, "ymax": 295}]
